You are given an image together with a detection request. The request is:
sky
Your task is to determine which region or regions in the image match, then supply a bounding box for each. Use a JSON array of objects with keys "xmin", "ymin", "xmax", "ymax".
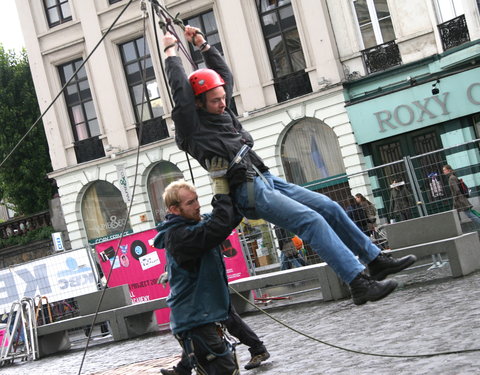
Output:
[{"xmin": 0, "ymin": 0, "xmax": 26, "ymax": 52}]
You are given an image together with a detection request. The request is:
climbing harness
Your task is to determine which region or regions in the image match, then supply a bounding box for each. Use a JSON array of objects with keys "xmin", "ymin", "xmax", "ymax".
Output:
[
  {"xmin": 228, "ymin": 144, "xmax": 251, "ymax": 170},
  {"xmin": 176, "ymin": 323, "xmax": 239, "ymax": 375},
  {"xmin": 227, "ymin": 144, "xmax": 270, "ymax": 217}
]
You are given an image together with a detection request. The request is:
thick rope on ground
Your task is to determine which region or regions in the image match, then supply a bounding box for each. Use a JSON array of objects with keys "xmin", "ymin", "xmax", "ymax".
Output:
[{"xmin": 228, "ymin": 286, "xmax": 480, "ymax": 359}]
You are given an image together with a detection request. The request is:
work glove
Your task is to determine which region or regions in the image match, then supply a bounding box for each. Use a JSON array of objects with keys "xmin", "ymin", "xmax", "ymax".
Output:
[
  {"xmin": 157, "ymin": 272, "xmax": 169, "ymax": 288},
  {"xmin": 205, "ymin": 156, "xmax": 230, "ymax": 195}
]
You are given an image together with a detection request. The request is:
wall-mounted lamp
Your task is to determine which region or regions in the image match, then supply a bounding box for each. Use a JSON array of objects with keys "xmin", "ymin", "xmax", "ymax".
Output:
[
  {"xmin": 406, "ymin": 76, "xmax": 416, "ymax": 85},
  {"xmin": 432, "ymin": 79, "xmax": 440, "ymax": 95}
]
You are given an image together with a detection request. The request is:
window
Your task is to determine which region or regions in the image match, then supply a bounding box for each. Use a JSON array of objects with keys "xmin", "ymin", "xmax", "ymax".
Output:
[
  {"xmin": 256, "ymin": 0, "xmax": 305, "ymax": 78},
  {"xmin": 434, "ymin": 0, "xmax": 469, "ymax": 50},
  {"xmin": 109, "ymin": 0, "xmax": 123, "ymax": 4},
  {"xmin": 120, "ymin": 37, "xmax": 168, "ymax": 144},
  {"xmin": 120, "ymin": 37, "xmax": 164, "ymax": 122},
  {"xmin": 147, "ymin": 162, "xmax": 184, "ymax": 224},
  {"xmin": 44, "ymin": 0, "xmax": 72, "ymax": 28},
  {"xmin": 82, "ymin": 181, "xmax": 132, "ymax": 244},
  {"xmin": 352, "ymin": 0, "xmax": 395, "ymax": 49},
  {"xmin": 59, "ymin": 59, "xmax": 100, "ymax": 142},
  {"xmin": 185, "ymin": 11, "xmax": 223, "ymax": 69},
  {"xmin": 256, "ymin": 0, "xmax": 311, "ymax": 102},
  {"xmin": 433, "ymin": 0, "xmax": 465, "ymax": 23},
  {"xmin": 281, "ymin": 118, "xmax": 345, "ymax": 185}
]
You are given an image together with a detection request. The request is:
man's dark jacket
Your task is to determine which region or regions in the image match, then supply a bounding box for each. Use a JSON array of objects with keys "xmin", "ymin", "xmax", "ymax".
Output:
[
  {"xmin": 153, "ymin": 195, "xmax": 242, "ymax": 334},
  {"xmin": 165, "ymin": 47, "xmax": 268, "ymax": 189}
]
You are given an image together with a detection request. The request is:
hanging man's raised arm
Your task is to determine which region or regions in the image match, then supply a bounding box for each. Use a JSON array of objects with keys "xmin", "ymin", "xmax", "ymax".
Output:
[{"xmin": 162, "ymin": 32, "xmax": 198, "ymax": 139}]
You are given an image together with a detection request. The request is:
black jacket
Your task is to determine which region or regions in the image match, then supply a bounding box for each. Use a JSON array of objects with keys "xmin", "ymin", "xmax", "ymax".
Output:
[
  {"xmin": 346, "ymin": 204, "xmax": 368, "ymax": 233},
  {"xmin": 165, "ymin": 47, "xmax": 268, "ymax": 189},
  {"xmin": 153, "ymin": 195, "xmax": 243, "ymax": 269},
  {"xmin": 153, "ymin": 194, "xmax": 243, "ymax": 334}
]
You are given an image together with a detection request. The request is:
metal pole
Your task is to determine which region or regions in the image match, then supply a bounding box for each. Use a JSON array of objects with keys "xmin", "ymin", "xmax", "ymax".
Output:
[{"xmin": 404, "ymin": 156, "xmax": 428, "ymax": 217}]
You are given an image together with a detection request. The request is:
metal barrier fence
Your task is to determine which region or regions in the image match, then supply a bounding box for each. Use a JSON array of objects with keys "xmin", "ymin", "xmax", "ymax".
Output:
[{"xmin": 240, "ymin": 139, "xmax": 480, "ymax": 272}]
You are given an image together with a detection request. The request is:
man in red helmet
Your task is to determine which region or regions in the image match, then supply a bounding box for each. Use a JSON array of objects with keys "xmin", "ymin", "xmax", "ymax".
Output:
[
  {"xmin": 162, "ymin": 26, "xmax": 416, "ymax": 307},
  {"xmin": 163, "ymin": 26, "xmax": 268, "ymax": 190}
]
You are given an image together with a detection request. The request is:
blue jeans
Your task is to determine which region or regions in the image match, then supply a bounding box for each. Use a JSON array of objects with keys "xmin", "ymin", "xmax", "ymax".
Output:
[
  {"xmin": 233, "ymin": 172, "xmax": 380, "ymax": 283},
  {"xmin": 280, "ymin": 252, "xmax": 306, "ymax": 270}
]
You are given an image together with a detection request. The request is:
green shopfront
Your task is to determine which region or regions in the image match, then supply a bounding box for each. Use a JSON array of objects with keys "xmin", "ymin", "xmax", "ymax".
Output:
[{"xmin": 344, "ymin": 41, "xmax": 480, "ymax": 218}]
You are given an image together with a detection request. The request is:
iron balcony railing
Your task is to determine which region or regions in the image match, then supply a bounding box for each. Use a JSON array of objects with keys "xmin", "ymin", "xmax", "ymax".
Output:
[
  {"xmin": 273, "ymin": 70, "xmax": 313, "ymax": 103},
  {"xmin": 361, "ymin": 40, "xmax": 402, "ymax": 74},
  {"xmin": 74, "ymin": 136, "xmax": 105, "ymax": 164},
  {"xmin": 438, "ymin": 14, "xmax": 470, "ymax": 51},
  {"xmin": 137, "ymin": 117, "xmax": 169, "ymax": 146}
]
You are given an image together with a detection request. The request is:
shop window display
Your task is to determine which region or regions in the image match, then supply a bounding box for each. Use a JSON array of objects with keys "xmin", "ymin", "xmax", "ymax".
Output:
[{"xmin": 81, "ymin": 181, "xmax": 132, "ymax": 243}]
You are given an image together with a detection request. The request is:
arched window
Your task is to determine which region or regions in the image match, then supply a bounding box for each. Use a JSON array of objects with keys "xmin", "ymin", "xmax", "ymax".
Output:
[
  {"xmin": 281, "ymin": 118, "xmax": 345, "ymax": 185},
  {"xmin": 147, "ymin": 161, "xmax": 184, "ymax": 223},
  {"xmin": 81, "ymin": 181, "xmax": 132, "ymax": 243}
]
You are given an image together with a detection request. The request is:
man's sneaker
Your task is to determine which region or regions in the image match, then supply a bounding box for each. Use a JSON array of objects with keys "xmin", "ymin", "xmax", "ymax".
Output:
[
  {"xmin": 160, "ymin": 368, "xmax": 181, "ymax": 375},
  {"xmin": 349, "ymin": 272, "xmax": 398, "ymax": 306},
  {"xmin": 244, "ymin": 351, "xmax": 270, "ymax": 370},
  {"xmin": 369, "ymin": 253, "xmax": 417, "ymax": 281}
]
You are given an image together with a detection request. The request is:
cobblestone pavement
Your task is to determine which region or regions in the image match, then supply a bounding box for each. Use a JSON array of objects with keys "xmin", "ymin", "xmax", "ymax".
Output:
[{"xmin": 2, "ymin": 266, "xmax": 480, "ymax": 375}]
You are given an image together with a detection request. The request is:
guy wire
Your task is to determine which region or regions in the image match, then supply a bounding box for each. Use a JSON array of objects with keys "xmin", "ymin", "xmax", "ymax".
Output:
[{"xmin": 0, "ymin": 0, "xmax": 135, "ymax": 170}]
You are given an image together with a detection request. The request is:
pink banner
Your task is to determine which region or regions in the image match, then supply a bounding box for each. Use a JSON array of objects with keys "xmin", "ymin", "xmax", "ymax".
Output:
[
  {"xmin": 95, "ymin": 228, "xmax": 249, "ymax": 326},
  {"xmin": 222, "ymin": 230, "xmax": 250, "ymax": 282},
  {"xmin": 0, "ymin": 328, "xmax": 8, "ymax": 347}
]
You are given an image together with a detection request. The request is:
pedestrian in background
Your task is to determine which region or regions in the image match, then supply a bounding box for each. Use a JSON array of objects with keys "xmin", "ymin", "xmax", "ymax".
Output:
[
  {"xmin": 442, "ymin": 165, "xmax": 480, "ymax": 226},
  {"xmin": 274, "ymin": 225, "xmax": 306, "ymax": 270},
  {"xmin": 355, "ymin": 193, "xmax": 377, "ymax": 235},
  {"xmin": 345, "ymin": 196, "xmax": 369, "ymax": 234},
  {"xmin": 389, "ymin": 180, "xmax": 414, "ymax": 222}
]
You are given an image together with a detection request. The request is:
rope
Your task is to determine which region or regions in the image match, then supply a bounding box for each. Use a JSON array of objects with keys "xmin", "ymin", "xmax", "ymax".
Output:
[
  {"xmin": 146, "ymin": 0, "xmax": 480, "ymax": 360},
  {"xmin": 228, "ymin": 286, "xmax": 480, "ymax": 359},
  {"xmin": 152, "ymin": 3, "xmax": 173, "ymax": 108},
  {"xmin": 149, "ymin": 0, "xmax": 198, "ymax": 69},
  {"xmin": 76, "ymin": 1, "xmax": 146, "ymax": 373},
  {"xmin": 147, "ymin": 0, "xmax": 197, "ymax": 182},
  {"xmin": 0, "ymin": 0, "xmax": 135, "ymax": 170}
]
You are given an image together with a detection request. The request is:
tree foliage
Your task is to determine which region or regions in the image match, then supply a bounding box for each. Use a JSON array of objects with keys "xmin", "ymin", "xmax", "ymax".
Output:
[{"xmin": 0, "ymin": 45, "xmax": 54, "ymax": 215}]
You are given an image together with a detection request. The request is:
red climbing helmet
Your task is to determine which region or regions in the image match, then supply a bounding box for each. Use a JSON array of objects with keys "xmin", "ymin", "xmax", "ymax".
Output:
[{"xmin": 188, "ymin": 69, "xmax": 225, "ymax": 96}]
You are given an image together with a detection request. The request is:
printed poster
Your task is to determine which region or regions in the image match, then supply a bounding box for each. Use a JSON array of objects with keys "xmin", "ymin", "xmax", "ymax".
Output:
[{"xmin": 95, "ymin": 228, "xmax": 250, "ymax": 326}]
